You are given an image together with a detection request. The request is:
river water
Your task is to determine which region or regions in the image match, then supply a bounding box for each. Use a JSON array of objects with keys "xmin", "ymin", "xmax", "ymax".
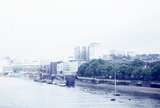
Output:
[{"xmin": 0, "ymin": 77, "xmax": 159, "ymax": 108}]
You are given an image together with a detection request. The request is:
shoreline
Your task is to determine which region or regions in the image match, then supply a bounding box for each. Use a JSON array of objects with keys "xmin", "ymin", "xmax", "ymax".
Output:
[
  {"xmin": 76, "ymin": 80, "xmax": 160, "ymax": 99},
  {"xmin": 1, "ymin": 76, "xmax": 160, "ymax": 98}
]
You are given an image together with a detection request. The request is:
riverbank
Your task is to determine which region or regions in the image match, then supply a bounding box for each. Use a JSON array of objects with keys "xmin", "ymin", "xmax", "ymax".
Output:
[
  {"xmin": 2, "ymin": 76, "xmax": 160, "ymax": 98},
  {"xmin": 76, "ymin": 80, "xmax": 160, "ymax": 99}
]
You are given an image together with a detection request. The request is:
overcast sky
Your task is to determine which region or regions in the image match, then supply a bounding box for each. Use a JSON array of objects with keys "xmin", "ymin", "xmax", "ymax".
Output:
[{"xmin": 0, "ymin": 0, "xmax": 160, "ymax": 60}]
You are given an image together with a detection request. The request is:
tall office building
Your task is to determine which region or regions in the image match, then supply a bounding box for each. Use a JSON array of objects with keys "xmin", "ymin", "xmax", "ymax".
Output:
[
  {"xmin": 88, "ymin": 43, "xmax": 101, "ymax": 60},
  {"xmin": 74, "ymin": 46, "xmax": 89, "ymax": 61},
  {"xmin": 81, "ymin": 46, "xmax": 89, "ymax": 60},
  {"xmin": 74, "ymin": 43, "xmax": 102, "ymax": 61},
  {"xmin": 74, "ymin": 47, "xmax": 81, "ymax": 60}
]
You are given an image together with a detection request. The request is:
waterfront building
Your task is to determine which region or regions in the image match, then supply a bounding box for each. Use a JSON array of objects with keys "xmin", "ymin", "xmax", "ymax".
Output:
[
  {"xmin": 57, "ymin": 60, "xmax": 80, "ymax": 76},
  {"xmin": 49, "ymin": 62, "xmax": 58, "ymax": 75},
  {"xmin": 57, "ymin": 62, "xmax": 64, "ymax": 75}
]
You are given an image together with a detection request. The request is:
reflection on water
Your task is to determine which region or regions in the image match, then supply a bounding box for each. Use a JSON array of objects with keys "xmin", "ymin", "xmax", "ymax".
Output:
[{"xmin": 0, "ymin": 77, "xmax": 159, "ymax": 108}]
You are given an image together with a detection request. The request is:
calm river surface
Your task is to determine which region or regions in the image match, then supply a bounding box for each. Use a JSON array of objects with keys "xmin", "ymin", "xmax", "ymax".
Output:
[{"xmin": 0, "ymin": 77, "xmax": 159, "ymax": 108}]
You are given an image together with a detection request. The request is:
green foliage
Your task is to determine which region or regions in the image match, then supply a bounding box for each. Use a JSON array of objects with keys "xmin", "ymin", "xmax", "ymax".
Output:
[
  {"xmin": 77, "ymin": 59, "xmax": 160, "ymax": 81},
  {"xmin": 131, "ymin": 59, "xmax": 145, "ymax": 67},
  {"xmin": 77, "ymin": 62, "xmax": 89, "ymax": 76},
  {"xmin": 150, "ymin": 62, "xmax": 160, "ymax": 81}
]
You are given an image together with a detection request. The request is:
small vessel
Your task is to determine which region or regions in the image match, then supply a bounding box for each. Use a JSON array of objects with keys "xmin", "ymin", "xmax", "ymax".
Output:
[
  {"xmin": 65, "ymin": 75, "xmax": 76, "ymax": 87},
  {"xmin": 110, "ymin": 71, "xmax": 120, "ymax": 101},
  {"xmin": 53, "ymin": 76, "xmax": 66, "ymax": 86},
  {"xmin": 113, "ymin": 71, "xmax": 120, "ymax": 96},
  {"xmin": 110, "ymin": 98, "xmax": 116, "ymax": 101}
]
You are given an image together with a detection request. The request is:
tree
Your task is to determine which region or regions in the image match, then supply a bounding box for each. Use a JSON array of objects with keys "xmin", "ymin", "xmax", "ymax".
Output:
[
  {"xmin": 77, "ymin": 59, "xmax": 106, "ymax": 77},
  {"xmin": 131, "ymin": 59, "xmax": 145, "ymax": 67},
  {"xmin": 77, "ymin": 58, "xmax": 160, "ymax": 81},
  {"xmin": 77, "ymin": 63, "xmax": 89, "ymax": 76},
  {"xmin": 151, "ymin": 63, "xmax": 160, "ymax": 81}
]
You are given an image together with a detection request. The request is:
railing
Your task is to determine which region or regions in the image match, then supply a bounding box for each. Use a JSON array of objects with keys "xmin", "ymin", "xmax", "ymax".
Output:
[{"xmin": 77, "ymin": 76, "xmax": 131, "ymax": 85}]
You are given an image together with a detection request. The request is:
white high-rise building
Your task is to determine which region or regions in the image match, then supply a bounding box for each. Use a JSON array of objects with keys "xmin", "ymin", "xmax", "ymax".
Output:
[
  {"xmin": 74, "ymin": 46, "xmax": 89, "ymax": 61},
  {"xmin": 88, "ymin": 43, "xmax": 102, "ymax": 60},
  {"xmin": 81, "ymin": 46, "xmax": 89, "ymax": 60},
  {"xmin": 74, "ymin": 43, "xmax": 103, "ymax": 61},
  {"xmin": 74, "ymin": 47, "xmax": 81, "ymax": 60}
]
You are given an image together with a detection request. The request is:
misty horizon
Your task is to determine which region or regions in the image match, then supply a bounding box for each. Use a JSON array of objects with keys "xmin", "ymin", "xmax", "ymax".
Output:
[{"xmin": 0, "ymin": 0, "xmax": 160, "ymax": 59}]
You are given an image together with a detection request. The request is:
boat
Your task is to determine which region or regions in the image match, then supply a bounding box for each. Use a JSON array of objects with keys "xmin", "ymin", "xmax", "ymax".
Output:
[
  {"xmin": 113, "ymin": 71, "xmax": 120, "ymax": 96},
  {"xmin": 52, "ymin": 76, "xmax": 66, "ymax": 86}
]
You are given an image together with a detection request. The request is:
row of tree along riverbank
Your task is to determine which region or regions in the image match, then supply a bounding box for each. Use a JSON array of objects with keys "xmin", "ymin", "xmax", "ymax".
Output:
[{"xmin": 77, "ymin": 59, "xmax": 160, "ymax": 88}]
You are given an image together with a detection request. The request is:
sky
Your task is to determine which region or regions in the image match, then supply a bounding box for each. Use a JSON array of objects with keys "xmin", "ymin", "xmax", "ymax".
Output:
[{"xmin": 0, "ymin": 0, "xmax": 160, "ymax": 60}]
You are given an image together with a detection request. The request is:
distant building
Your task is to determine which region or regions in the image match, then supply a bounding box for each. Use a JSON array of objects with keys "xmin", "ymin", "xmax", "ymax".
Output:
[
  {"xmin": 74, "ymin": 46, "xmax": 89, "ymax": 61},
  {"xmin": 74, "ymin": 47, "xmax": 81, "ymax": 60},
  {"xmin": 63, "ymin": 61, "xmax": 78, "ymax": 75},
  {"xmin": 57, "ymin": 61, "xmax": 77, "ymax": 75},
  {"xmin": 57, "ymin": 60, "xmax": 86, "ymax": 76},
  {"xmin": 49, "ymin": 62, "xmax": 58, "ymax": 75},
  {"xmin": 88, "ymin": 43, "xmax": 101, "ymax": 60},
  {"xmin": 57, "ymin": 62, "xmax": 63, "ymax": 75},
  {"xmin": 74, "ymin": 43, "xmax": 102, "ymax": 61},
  {"xmin": 135, "ymin": 54, "xmax": 160, "ymax": 62},
  {"xmin": 102, "ymin": 54, "xmax": 111, "ymax": 60},
  {"xmin": 2, "ymin": 64, "xmax": 41, "ymax": 78},
  {"xmin": 2, "ymin": 66, "xmax": 14, "ymax": 75},
  {"xmin": 81, "ymin": 46, "xmax": 89, "ymax": 60}
]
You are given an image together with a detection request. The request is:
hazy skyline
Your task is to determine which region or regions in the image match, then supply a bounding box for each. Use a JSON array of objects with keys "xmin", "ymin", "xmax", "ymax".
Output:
[{"xmin": 0, "ymin": 0, "xmax": 160, "ymax": 59}]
